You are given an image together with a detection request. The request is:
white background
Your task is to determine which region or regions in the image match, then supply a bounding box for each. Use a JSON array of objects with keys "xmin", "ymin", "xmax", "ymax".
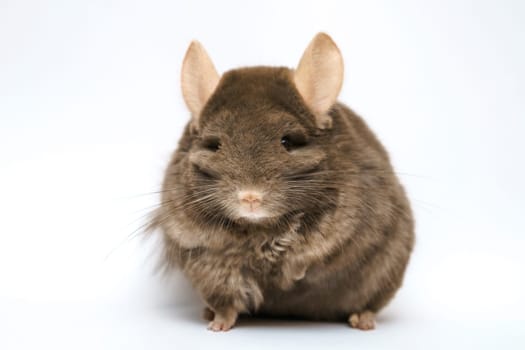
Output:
[{"xmin": 1, "ymin": 0, "xmax": 524, "ymax": 349}]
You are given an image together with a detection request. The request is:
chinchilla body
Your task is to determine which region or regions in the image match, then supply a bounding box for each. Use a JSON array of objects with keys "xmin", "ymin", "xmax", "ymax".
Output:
[{"xmin": 151, "ymin": 34, "xmax": 414, "ymax": 331}]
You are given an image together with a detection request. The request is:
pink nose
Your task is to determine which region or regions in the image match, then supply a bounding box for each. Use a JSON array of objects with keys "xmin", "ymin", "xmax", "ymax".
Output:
[
  {"xmin": 238, "ymin": 190, "xmax": 263, "ymax": 211},
  {"xmin": 240, "ymin": 194, "xmax": 261, "ymax": 204}
]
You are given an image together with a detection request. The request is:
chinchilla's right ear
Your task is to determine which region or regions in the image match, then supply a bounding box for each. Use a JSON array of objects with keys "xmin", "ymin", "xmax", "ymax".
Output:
[{"xmin": 181, "ymin": 41, "xmax": 220, "ymax": 130}]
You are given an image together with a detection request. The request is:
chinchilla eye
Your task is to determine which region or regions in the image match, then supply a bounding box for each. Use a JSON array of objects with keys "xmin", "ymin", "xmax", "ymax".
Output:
[
  {"xmin": 202, "ymin": 137, "xmax": 221, "ymax": 152},
  {"xmin": 281, "ymin": 133, "xmax": 307, "ymax": 151},
  {"xmin": 281, "ymin": 136, "xmax": 292, "ymax": 151}
]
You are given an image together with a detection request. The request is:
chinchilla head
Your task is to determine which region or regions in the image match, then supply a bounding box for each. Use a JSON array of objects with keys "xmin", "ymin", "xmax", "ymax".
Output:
[{"xmin": 175, "ymin": 33, "xmax": 346, "ymax": 227}]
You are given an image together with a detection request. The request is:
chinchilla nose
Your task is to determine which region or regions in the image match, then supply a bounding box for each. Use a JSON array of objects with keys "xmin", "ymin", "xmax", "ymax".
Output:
[{"xmin": 238, "ymin": 190, "xmax": 263, "ymax": 210}]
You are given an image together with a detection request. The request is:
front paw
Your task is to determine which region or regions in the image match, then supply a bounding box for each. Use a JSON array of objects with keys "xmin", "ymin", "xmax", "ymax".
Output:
[
  {"xmin": 266, "ymin": 236, "xmax": 295, "ymax": 261},
  {"xmin": 262, "ymin": 214, "xmax": 304, "ymax": 262}
]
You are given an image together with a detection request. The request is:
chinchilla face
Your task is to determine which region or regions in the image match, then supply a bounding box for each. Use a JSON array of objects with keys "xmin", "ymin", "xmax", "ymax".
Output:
[
  {"xmin": 187, "ymin": 73, "xmax": 332, "ymax": 224},
  {"xmin": 178, "ymin": 35, "xmax": 344, "ymax": 226}
]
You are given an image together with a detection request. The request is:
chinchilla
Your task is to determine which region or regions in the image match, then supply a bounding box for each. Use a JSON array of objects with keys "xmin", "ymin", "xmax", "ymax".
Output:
[{"xmin": 149, "ymin": 33, "xmax": 414, "ymax": 331}]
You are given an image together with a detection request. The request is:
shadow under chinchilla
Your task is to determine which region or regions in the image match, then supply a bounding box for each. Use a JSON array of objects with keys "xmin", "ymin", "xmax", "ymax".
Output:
[
  {"xmin": 236, "ymin": 314, "xmax": 342, "ymax": 330},
  {"xmin": 235, "ymin": 310, "xmax": 400, "ymax": 330}
]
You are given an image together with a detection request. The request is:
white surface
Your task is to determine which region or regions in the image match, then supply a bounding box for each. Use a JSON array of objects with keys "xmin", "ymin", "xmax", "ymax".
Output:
[{"xmin": 1, "ymin": 0, "xmax": 524, "ymax": 349}]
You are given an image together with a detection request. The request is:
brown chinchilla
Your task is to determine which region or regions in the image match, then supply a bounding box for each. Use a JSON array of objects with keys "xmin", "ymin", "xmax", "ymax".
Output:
[{"xmin": 150, "ymin": 33, "xmax": 414, "ymax": 332}]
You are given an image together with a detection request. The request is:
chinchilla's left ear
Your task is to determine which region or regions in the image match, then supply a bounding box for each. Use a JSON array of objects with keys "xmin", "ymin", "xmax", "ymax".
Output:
[
  {"xmin": 181, "ymin": 41, "xmax": 220, "ymax": 129},
  {"xmin": 294, "ymin": 33, "xmax": 344, "ymax": 129}
]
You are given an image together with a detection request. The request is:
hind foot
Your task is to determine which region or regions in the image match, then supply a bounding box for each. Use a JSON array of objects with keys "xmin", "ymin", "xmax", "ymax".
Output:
[
  {"xmin": 206, "ymin": 308, "xmax": 237, "ymax": 332},
  {"xmin": 348, "ymin": 310, "xmax": 375, "ymax": 330}
]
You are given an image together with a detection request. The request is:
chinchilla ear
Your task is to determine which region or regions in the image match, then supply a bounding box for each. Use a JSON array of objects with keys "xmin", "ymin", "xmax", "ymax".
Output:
[
  {"xmin": 294, "ymin": 33, "xmax": 344, "ymax": 129},
  {"xmin": 181, "ymin": 40, "xmax": 220, "ymax": 129}
]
